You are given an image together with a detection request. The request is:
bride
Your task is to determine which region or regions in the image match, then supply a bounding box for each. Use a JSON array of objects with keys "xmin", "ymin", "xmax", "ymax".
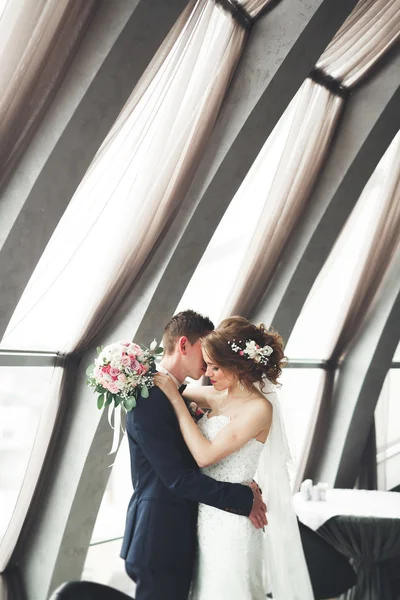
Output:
[{"xmin": 154, "ymin": 316, "xmax": 314, "ymax": 600}]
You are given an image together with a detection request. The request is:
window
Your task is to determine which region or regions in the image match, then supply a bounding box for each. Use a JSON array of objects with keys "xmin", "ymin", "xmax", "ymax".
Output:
[
  {"xmin": 82, "ymin": 538, "xmax": 134, "ymax": 595},
  {"xmin": 279, "ymin": 367, "xmax": 325, "ymax": 471},
  {"xmin": 90, "ymin": 435, "xmax": 132, "ymax": 545},
  {"xmin": 0, "ymin": 364, "xmax": 55, "ymax": 545},
  {"xmin": 375, "ymin": 369, "xmax": 400, "ymax": 491},
  {"xmin": 285, "ymin": 155, "xmax": 388, "ymax": 360},
  {"xmin": 83, "ymin": 435, "xmax": 134, "ymax": 594},
  {"xmin": 0, "ymin": 0, "xmax": 8, "ymax": 21},
  {"xmin": 175, "ymin": 95, "xmax": 297, "ymax": 326}
]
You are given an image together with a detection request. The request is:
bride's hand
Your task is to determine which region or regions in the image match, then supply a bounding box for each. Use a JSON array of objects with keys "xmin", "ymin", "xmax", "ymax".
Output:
[{"xmin": 153, "ymin": 373, "xmax": 181, "ymax": 403}]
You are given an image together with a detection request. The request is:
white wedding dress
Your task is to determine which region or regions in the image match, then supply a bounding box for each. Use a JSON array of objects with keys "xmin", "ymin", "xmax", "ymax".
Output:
[
  {"xmin": 189, "ymin": 413, "xmax": 266, "ymax": 600},
  {"xmin": 189, "ymin": 382, "xmax": 315, "ymax": 600}
]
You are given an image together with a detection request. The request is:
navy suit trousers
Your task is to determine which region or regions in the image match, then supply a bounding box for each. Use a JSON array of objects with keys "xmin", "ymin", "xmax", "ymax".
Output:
[{"xmin": 125, "ymin": 562, "xmax": 193, "ymax": 600}]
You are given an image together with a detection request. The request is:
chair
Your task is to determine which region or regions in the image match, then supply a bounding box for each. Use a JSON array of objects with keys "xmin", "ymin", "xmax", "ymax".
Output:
[
  {"xmin": 298, "ymin": 519, "xmax": 357, "ymax": 599},
  {"xmin": 49, "ymin": 581, "xmax": 133, "ymax": 600}
]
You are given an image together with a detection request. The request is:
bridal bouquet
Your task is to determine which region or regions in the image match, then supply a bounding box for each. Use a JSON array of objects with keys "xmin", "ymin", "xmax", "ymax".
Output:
[{"xmin": 86, "ymin": 339, "xmax": 163, "ymax": 412}]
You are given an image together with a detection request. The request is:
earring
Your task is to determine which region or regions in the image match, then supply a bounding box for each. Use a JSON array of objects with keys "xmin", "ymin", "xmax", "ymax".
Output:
[{"xmin": 237, "ymin": 379, "xmax": 245, "ymax": 392}]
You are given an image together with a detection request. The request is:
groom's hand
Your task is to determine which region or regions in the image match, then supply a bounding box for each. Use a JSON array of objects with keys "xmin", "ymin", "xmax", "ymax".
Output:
[{"xmin": 249, "ymin": 481, "xmax": 267, "ymax": 529}]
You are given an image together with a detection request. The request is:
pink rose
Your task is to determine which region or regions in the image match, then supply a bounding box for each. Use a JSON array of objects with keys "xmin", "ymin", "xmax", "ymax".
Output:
[
  {"xmin": 130, "ymin": 359, "xmax": 140, "ymax": 371},
  {"xmin": 110, "ymin": 367, "xmax": 120, "ymax": 377},
  {"xmin": 239, "ymin": 351, "xmax": 244, "ymax": 356},
  {"xmin": 109, "ymin": 382, "xmax": 119, "ymax": 394},
  {"xmin": 118, "ymin": 373, "xmax": 127, "ymax": 382},
  {"xmin": 121, "ymin": 356, "xmax": 130, "ymax": 367}
]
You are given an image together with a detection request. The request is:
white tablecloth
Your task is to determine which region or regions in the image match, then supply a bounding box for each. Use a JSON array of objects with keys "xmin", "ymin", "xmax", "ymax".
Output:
[{"xmin": 293, "ymin": 489, "xmax": 400, "ymax": 531}]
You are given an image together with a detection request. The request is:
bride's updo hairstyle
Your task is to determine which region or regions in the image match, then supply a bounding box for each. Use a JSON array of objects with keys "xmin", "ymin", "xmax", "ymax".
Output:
[{"xmin": 202, "ymin": 316, "xmax": 287, "ymax": 387}]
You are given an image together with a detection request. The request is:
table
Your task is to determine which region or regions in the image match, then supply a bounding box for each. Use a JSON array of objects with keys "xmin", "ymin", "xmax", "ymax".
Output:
[{"xmin": 294, "ymin": 489, "xmax": 400, "ymax": 600}]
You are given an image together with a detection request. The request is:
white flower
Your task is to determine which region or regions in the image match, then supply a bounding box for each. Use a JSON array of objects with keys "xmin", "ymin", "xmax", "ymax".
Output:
[
  {"xmin": 262, "ymin": 345, "xmax": 273, "ymax": 357},
  {"xmin": 150, "ymin": 339, "xmax": 158, "ymax": 351},
  {"xmin": 244, "ymin": 341, "xmax": 258, "ymax": 358}
]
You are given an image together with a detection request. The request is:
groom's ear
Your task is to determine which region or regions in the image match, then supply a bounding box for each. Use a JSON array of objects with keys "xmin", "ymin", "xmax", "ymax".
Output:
[{"xmin": 178, "ymin": 336, "xmax": 188, "ymax": 355}]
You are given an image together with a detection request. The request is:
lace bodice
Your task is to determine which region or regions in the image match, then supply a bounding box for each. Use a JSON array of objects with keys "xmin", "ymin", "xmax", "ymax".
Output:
[
  {"xmin": 191, "ymin": 392, "xmax": 314, "ymax": 600},
  {"xmin": 197, "ymin": 414, "xmax": 264, "ymax": 484},
  {"xmin": 190, "ymin": 414, "xmax": 266, "ymax": 600}
]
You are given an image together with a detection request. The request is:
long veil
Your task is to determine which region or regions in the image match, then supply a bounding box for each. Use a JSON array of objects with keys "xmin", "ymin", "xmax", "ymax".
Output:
[{"xmin": 255, "ymin": 379, "xmax": 314, "ymax": 600}]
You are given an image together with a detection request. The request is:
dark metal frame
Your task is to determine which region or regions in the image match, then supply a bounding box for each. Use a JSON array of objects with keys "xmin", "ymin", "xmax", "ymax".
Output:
[
  {"xmin": 1, "ymin": 350, "xmax": 398, "ymax": 369},
  {"xmin": 309, "ymin": 66, "xmax": 349, "ymax": 98},
  {"xmin": 214, "ymin": 0, "xmax": 253, "ymax": 30}
]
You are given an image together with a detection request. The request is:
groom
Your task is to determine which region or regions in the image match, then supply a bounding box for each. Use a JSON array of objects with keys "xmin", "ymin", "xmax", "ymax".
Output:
[{"xmin": 120, "ymin": 310, "xmax": 267, "ymax": 600}]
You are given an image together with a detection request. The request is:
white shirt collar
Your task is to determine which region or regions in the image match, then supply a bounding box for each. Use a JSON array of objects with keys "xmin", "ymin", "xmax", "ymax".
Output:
[{"xmin": 157, "ymin": 364, "xmax": 181, "ymax": 389}]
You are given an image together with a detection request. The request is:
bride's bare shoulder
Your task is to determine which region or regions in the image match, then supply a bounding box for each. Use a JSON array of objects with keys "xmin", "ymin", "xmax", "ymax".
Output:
[{"xmin": 249, "ymin": 390, "xmax": 273, "ymax": 420}]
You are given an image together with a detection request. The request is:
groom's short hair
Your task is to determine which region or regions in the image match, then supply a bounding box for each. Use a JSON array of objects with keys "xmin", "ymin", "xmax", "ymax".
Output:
[{"xmin": 162, "ymin": 310, "xmax": 214, "ymax": 354}]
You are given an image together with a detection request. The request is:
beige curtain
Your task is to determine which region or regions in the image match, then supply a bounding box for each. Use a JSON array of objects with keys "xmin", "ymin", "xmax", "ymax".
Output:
[
  {"xmin": 1, "ymin": 0, "xmax": 266, "ymax": 354},
  {"xmin": 0, "ymin": 0, "xmax": 275, "ymax": 569},
  {"xmin": 317, "ymin": 0, "xmax": 400, "ymax": 87},
  {"xmin": 329, "ymin": 130, "xmax": 400, "ymax": 362},
  {"xmin": 222, "ymin": 0, "xmax": 400, "ymax": 317},
  {"xmin": 0, "ymin": 358, "xmax": 68, "ymax": 569},
  {"xmin": 0, "ymin": 0, "xmax": 98, "ymax": 193},
  {"xmin": 304, "ymin": 131, "xmax": 400, "ymax": 482},
  {"xmin": 241, "ymin": 0, "xmax": 276, "ymax": 18}
]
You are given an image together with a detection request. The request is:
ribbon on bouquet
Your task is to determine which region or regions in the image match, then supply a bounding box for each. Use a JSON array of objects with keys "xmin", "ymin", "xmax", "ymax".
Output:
[{"xmin": 107, "ymin": 402, "xmax": 125, "ymax": 458}]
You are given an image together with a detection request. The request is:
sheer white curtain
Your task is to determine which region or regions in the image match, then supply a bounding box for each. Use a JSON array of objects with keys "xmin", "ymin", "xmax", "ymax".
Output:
[
  {"xmin": 318, "ymin": 0, "xmax": 400, "ymax": 87},
  {"xmin": 0, "ymin": 0, "xmax": 97, "ymax": 191},
  {"xmin": 222, "ymin": 0, "xmax": 400, "ymax": 317},
  {"xmin": 2, "ymin": 0, "xmax": 273, "ymax": 353},
  {"xmin": 285, "ymin": 132, "xmax": 400, "ymax": 361},
  {"xmin": 328, "ymin": 130, "xmax": 400, "ymax": 362},
  {"xmin": 0, "ymin": 0, "xmax": 276, "ymax": 568},
  {"xmin": 0, "ymin": 359, "xmax": 67, "ymax": 568},
  {"xmin": 303, "ymin": 130, "xmax": 400, "ymax": 484},
  {"xmin": 375, "ymin": 369, "xmax": 400, "ymax": 492},
  {"xmin": 241, "ymin": 0, "xmax": 275, "ymax": 18}
]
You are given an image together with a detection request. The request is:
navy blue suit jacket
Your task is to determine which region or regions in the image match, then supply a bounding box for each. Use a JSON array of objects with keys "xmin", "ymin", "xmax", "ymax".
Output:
[{"xmin": 120, "ymin": 386, "xmax": 253, "ymax": 572}]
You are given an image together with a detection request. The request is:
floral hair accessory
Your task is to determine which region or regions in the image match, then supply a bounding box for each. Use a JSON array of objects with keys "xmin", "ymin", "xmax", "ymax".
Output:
[{"xmin": 228, "ymin": 338, "xmax": 273, "ymax": 365}]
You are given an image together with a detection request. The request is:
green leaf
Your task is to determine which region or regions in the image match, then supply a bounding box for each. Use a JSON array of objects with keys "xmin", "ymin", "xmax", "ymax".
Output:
[
  {"xmin": 104, "ymin": 394, "xmax": 113, "ymax": 407},
  {"xmin": 97, "ymin": 346, "xmax": 102, "ymax": 354},
  {"xmin": 141, "ymin": 385, "xmax": 149, "ymax": 399},
  {"xmin": 113, "ymin": 394, "xmax": 121, "ymax": 407},
  {"xmin": 86, "ymin": 364, "xmax": 95, "ymax": 376},
  {"xmin": 97, "ymin": 393, "xmax": 105, "ymax": 410},
  {"xmin": 124, "ymin": 396, "xmax": 137, "ymax": 411},
  {"xmin": 155, "ymin": 347, "xmax": 164, "ymax": 355}
]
